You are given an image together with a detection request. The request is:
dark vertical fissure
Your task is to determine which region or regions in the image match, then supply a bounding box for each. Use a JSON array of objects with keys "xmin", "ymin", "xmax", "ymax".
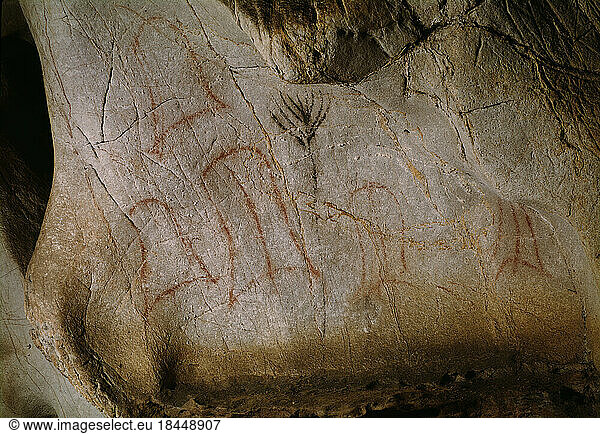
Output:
[{"xmin": 1, "ymin": 21, "xmax": 54, "ymax": 273}]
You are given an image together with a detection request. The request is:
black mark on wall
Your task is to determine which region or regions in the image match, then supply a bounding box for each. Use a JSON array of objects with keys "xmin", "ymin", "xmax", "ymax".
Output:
[{"xmin": 272, "ymin": 91, "xmax": 328, "ymax": 193}]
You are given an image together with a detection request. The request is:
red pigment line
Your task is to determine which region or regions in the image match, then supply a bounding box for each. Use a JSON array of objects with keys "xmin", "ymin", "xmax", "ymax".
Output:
[
  {"xmin": 354, "ymin": 221, "xmax": 368, "ymax": 296},
  {"xmin": 129, "ymin": 198, "xmax": 218, "ymax": 316},
  {"xmin": 495, "ymin": 257, "xmax": 513, "ymax": 281},
  {"xmin": 268, "ymin": 171, "xmax": 321, "ymax": 279},
  {"xmin": 121, "ymin": 7, "xmax": 213, "ymax": 104},
  {"xmin": 201, "ymin": 151, "xmax": 246, "ymax": 305},
  {"xmin": 518, "ymin": 260, "xmax": 540, "ymax": 271},
  {"xmin": 202, "ymin": 146, "xmax": 272, "ymax": 176},
  {"xmin": 522, "ymin": 207, "xmax": 545, "ymax": 272},
  {"xmin": 369, "ymin": 280, "xmax": 384, "ymax": 297},
  {"xmin": 166, "ymin": 21, "xmax": 227, "ymax": 109},
  {"xmin": 511, "ymin": 204, "xmax": 521, "ymax": 266},
  {"xmin": 223, "ymin": 165, "xmax": 277, "ymax": 288},
  {"xmin": 199, "ymin": 181, "xmax": 237, "ymax": 306},
  {"xmin": 181, "ymin": 237, "xmax": 219, "ymax": 284},
  {"xmin": 145, "ymin": 277, "xmax": 200, "ymax": 317},
  {"xmin": 211, "ymin": 204, "xmax": 237, "ymax": 306},
  {"xmin": 350, "ymin": 182, "xmax": 408, "ymax": 272},
  {"xmin": 129, "ymin": 15, "xmax": 164, "ymax": 156},
  {"xmin": 149, "ymin": 107, "xmax": 211, "ymax": 155},
  {"xmin": 125, "ymin": 216, "xmax": 151, "ymax": 315},
  {"xmin": 202, "ymin": 146, "xmax": 323, "ymax": 303},
  {"xmin": 205, "ymin": 146, "xmax": 321, "ymax": 278},
  {"xmin": 494, "ymin": 201, "xmax": 549, "ymax": 281},
  {"xmin": 118, "ymin": 6, "xmax": 228, "ymax": 157},
  {"xmin": 130, "ymin": 198, "xmax": 216, "ymax": 282}
]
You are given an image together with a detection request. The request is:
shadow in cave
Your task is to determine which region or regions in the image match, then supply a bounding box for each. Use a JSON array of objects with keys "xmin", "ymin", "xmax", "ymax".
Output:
[{"xmin": 0, "ymin": 32, "xmax": 54, "ymax": 274}]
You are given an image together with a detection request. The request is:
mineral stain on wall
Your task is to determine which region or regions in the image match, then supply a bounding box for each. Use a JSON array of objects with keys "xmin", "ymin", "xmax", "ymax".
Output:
[{"xmin": 0, "ymin": 0, "xmax": 599, "ymax": 417}]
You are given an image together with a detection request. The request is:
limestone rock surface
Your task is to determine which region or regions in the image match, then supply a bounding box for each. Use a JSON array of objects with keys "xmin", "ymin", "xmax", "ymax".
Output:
[
  {"xmin": 14, "ymin": 0, "xmax": 600, "ymax": 416},
  {"xmin": 0, "ymin": 2, "xmax": 100, "ymax": 416},
  {"xmin": 0, "ymin": 236, "xmax": 102, "ymax": 417}
]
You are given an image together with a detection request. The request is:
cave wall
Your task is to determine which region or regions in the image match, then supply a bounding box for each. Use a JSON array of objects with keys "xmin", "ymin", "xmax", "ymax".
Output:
[{"xmin": 0, "ymin": 0, "xmax": 597, "ymax": 416}]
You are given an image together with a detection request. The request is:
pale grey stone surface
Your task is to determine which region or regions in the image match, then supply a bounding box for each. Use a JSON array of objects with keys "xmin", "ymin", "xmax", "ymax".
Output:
[
  {"xmin": 0, "ymin": 0, "xmax": 101, "ymax": 417},
  {"xmin": 0, "ymin": 235, "xmax": 101, "ymax": 417},
  {"xmin": 8, "ymin": 0, "xmax": 600, "ymax": 416}
]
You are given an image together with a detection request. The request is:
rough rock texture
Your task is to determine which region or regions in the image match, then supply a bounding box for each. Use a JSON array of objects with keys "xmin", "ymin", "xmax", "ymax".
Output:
[
  {"xmin": 0, "ymin": 237, "xmax": 102, "ymax": 417},
  {"xmin": 0, "ymin": 1, "xmax": 101, "ymax": 417},
  {"xmin": 218, "ymin": 0, "xmax": 421, "ymax": 82},
  {"xmin": 0, "ymin": 30, "xmax": 52, "ymax": 274},
  {"xmin": 14, "ymin": 0, "xmax": 600, "ymax": 416}
]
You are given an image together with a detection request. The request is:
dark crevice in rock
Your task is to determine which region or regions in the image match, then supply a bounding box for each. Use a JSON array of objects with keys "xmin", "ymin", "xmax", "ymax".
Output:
[
  {"xmin": 11, "ymin": 0, "xmax": 600, "ymax": 418},
  {"xmin": 148, "ymin": 363, "xmax": 600, "ymax": 417},
  {"xmin": 218, "ymin": 0, "xmax": 423, "ymax": 83},
  {"xmin": 0, "ymin": 33, "xmax": 54, "ymax": 274}
]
